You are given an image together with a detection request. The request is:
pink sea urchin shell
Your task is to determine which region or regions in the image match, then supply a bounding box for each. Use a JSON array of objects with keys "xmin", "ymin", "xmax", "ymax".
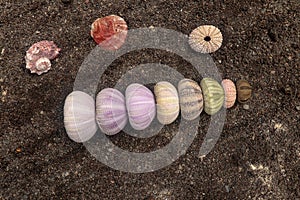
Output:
[
  {"xmin": 25, "ymin": 40, "xmax": 60, "ymax": 75},
  {"xmin": 91, "ymin": 15, "xmax": 128, "ymax": 51},
  {"xmin": 221, "ymin": 79, "xmax": 236, "ymax": 108}
]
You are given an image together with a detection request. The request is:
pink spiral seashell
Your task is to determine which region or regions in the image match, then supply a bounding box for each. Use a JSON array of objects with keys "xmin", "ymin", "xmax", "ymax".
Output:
[
  {"xmin": 91, "ymin": 15, "xmax": 128, "ymax": 51},
  {"xmin": 126, "ymin": 83, "xmax": 156, "ymax": 130},
  {"xmin": 221, "ymin": 79, "xmax": 237, "ymax": 108},
  {"xmin": 25, "ymin": 40, "xmax": 60, "ymax": 75},
  {"xmin": 96, "ymin": 88, "xmax": 128, "ymax": 135}
]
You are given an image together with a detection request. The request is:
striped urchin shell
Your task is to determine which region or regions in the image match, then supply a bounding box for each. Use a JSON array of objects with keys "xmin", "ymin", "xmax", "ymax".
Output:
[
  {"xmin": 96, "ymin": 88, "xmax": 128, "ymax": 135},
  {"xmin": 200, "ymin": 78, "xmax": 225, "ymax": 115},
  {"xmin": 178, "ymin": 79, "xmax": 203, "ymax": 120},
  {"xmin": 221, "ymin": 79, "xmax": 237, "ymax": 108},
  {"xmin": 154, "ymin": 81, "xmax": 180, "ymax": 125},
  {"xmin": 91, "ymin": 15, "xmax": 128, "ymax": 51},
  {"xmin": 189, "ymin": 25, "xmax": 223, "ymax": 53},
  {"xmin": 126, "ymin": 83, "xmax": 156, "ymax": 130},
  {"xmin": 236, "ymin": 80, "xmax": 252, "ymax": 103},
  {"xmin": 63, "ymin": 91, "xmax": 97, "ymax": 143}
]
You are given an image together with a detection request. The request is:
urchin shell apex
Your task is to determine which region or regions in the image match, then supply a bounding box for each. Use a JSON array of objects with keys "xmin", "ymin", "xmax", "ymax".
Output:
[
  {"xmin": 189, "ymin": 25, "xmax": 223, "ymax": 53},
  {"xmin": 25, "ymin": 40, "xmax": 60, "ymax": 75}
]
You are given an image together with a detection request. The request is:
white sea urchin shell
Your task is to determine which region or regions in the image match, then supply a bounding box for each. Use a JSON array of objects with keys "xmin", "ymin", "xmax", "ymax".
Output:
[{"xmin": 189, "ymin": 25, "xmax": 223, "ymax": 53}]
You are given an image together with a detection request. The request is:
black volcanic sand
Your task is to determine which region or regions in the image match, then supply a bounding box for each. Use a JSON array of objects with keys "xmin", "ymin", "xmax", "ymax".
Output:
[{"xmin": 1, "ymin": 0, "xmax": 299, "ymax": 199}]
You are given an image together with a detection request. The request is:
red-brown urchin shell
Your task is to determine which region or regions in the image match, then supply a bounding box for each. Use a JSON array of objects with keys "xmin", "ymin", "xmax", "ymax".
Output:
[
  {"xmin": 91, "ymin": 15, "xmax": 128, "ymax": 51},
  {"xmin": 189, "ymin": 25, "xmax": 223, "ymax": 53},
  {"xmin": 221, "ymin": 79, "xmax": 236, "ymax": 108},
  {"xmin": 25, "ymin": 40, "xmax": 60, "ymax": 75}
]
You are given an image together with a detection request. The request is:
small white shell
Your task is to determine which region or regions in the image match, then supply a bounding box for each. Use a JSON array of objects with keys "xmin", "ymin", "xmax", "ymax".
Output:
[
  {"xmin": 63, "ymin": 91, "xmax": 97, "ymax": 143},
  {"xmin": 189, "ymin": 25, "xmax": 223, "ymax": 53}
]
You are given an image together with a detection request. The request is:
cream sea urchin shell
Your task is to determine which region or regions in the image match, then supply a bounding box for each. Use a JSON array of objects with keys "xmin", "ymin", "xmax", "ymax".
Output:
[
  {"xmin": 25, "ymin": 40, "xmax": 60, "ymax": 75},
  {"xmin": 91, "ymin": 15, "xmax": 128, "ymax": 51},
  {"xmin": 154, "ymin": 81, "xmax": 180, "ymax": 125},
  {"xmin": 189, "ymin": 25, "xmax": 223, "ymax": 53}
]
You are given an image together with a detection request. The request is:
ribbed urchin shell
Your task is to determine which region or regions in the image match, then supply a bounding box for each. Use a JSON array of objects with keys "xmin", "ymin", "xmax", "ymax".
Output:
[
  {"xmin": 189, "ymin": 25, "xmax": 223, "ymax": 53},
  {"xmin": 200, "ymin": 78, "xmax": 225, "ymax": 115},
  {"xmin": 126, "ymin": 83, "xmax": 156, "ymax": 130},
  {"xmin": 154, "ymin": 81, "xmax": 180, "ymax": 125},
  {"xmin": 178, "ymin": 79, "xmax": 203, "ymax": 120},
  {"xmin": 221, "ymin": 79, "xmax": 236, "ymax": 108},
  {"xmin": 96, "ymin": 88, "xmax": 128, "ymax": 135},
  {"xmin": 91, "ymin": 15, "xmax": 128, "ymax": 51},
  {"xmin": 63, "ymin": 91, "xmax": 97, "ymax": 143},
  {"xmin": 236, "ymin": 80, "xmax": 252, "ymax": 103}
]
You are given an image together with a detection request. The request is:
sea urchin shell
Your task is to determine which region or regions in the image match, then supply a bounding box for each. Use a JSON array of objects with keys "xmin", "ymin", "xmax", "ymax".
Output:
[
  {"xmin": 200, "ymin": 78, "xmax": 225, "ymax": 115},
  {"xmin": 91, "ymin": 15, "xmax": 128, "ymax": 51},
  {"xmin": 96, "ymin": 88, "xmax": 128, "ymax": 135},
  {"xmin": 126, "ymin": 83, "xmax": 156, "ymax": 130},
  {"xmin": 189, "ymin": 25, "xmax": 223, "ymax": 53},
  {"xmin": 236, "ymin": 80, "xmax": 252, "ymax": 103},
  {"xmin": 221, "ymin": 79, "xmax": 236, "ymax": 108},
  {"xmin": 25, "ymin": 40, "xmax": 60, "ymax": 75}
]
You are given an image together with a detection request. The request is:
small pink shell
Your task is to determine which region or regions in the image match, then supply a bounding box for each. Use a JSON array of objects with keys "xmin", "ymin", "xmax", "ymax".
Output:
[
  {"xmin": 25, "ymin": 40, "xmax": 60, "ymax": 75},
  {"xmin": 221, "ymin": 79, "xmax": 236, "ymax": 108},
  {"xmin": 91, "ymin": 15, "xmax": 128, "ymax": 51}
]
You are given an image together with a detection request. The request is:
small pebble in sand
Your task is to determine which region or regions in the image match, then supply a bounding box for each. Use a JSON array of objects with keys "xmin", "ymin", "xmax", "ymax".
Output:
[
  {"xmin": 243, "ymin": 104, "xmax": 250, "ymax": 110},
  {"xmin": 296, "ymin": 106, "xmax": 300, "ymax": 111}
]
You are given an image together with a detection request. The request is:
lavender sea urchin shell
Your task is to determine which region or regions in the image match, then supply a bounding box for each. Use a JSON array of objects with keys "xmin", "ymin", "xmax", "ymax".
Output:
[
  {"xmin": 96, "ymin": 88, "xmax": 128, "ymax": 135},
  {"xmin": 25, "ymin": 40, "xmax": 60, "ymax": 75},
  {"xmin": 126, "ymin": 83, "xmax": 156, "ymax": 130}
]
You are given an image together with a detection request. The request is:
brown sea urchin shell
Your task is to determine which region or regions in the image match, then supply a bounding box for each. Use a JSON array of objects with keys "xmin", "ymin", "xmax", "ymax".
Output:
[
  {"xmin": 236, "ymin": 80, "xmax": 252, "ymax": 103},
  {"xmin": 25, "ymin": 40, "xmax": 60, "ymax": 75},
  {"xmin": 221, "ymin": 79, "xmax": 236, "ymax": 108},
  {"xmin": 189, "ymin": 25, "xmax": 223, "ymax": 53},
  {"xmin": 91, "ymin": 15, "xmax": 128, "ymax": 51}
]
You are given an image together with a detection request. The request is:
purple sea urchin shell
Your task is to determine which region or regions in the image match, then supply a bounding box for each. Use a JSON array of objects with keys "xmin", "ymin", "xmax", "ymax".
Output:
[
  {"xmin": 25, "ymin": 40, "xmax": 60, "ymax": 75},
  {"xmin": 126, "ymin": 83, "xmax": 156, "ymax": 130},
  {"xmin": 96, "ymin": 88, "xmax": 128, "ymax": 135}
]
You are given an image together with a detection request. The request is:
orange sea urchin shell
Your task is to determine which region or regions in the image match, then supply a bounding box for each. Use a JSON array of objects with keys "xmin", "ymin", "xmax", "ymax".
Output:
[
  {"xmin": 221, "ymin": 79, "xmax": 236, "ymax": 108},
  {"xmin": 91, "ymin": 15, "xmax": 128, "ymax": 51},
  {"xmin": 189, "ymin": 25, "xmax": 223, "ymax": 53}
]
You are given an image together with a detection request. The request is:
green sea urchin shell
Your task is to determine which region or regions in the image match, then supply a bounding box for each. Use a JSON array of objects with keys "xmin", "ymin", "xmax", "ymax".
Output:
[{"xmin": 200, "ymin": 78, "xmax": 225, "ymax": 115}]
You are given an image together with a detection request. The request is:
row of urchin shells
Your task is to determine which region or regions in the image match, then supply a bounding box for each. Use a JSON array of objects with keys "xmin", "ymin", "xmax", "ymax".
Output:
[{"xmin": 64, "ymin": 78, "xmax": 252, "ymax": 143}]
